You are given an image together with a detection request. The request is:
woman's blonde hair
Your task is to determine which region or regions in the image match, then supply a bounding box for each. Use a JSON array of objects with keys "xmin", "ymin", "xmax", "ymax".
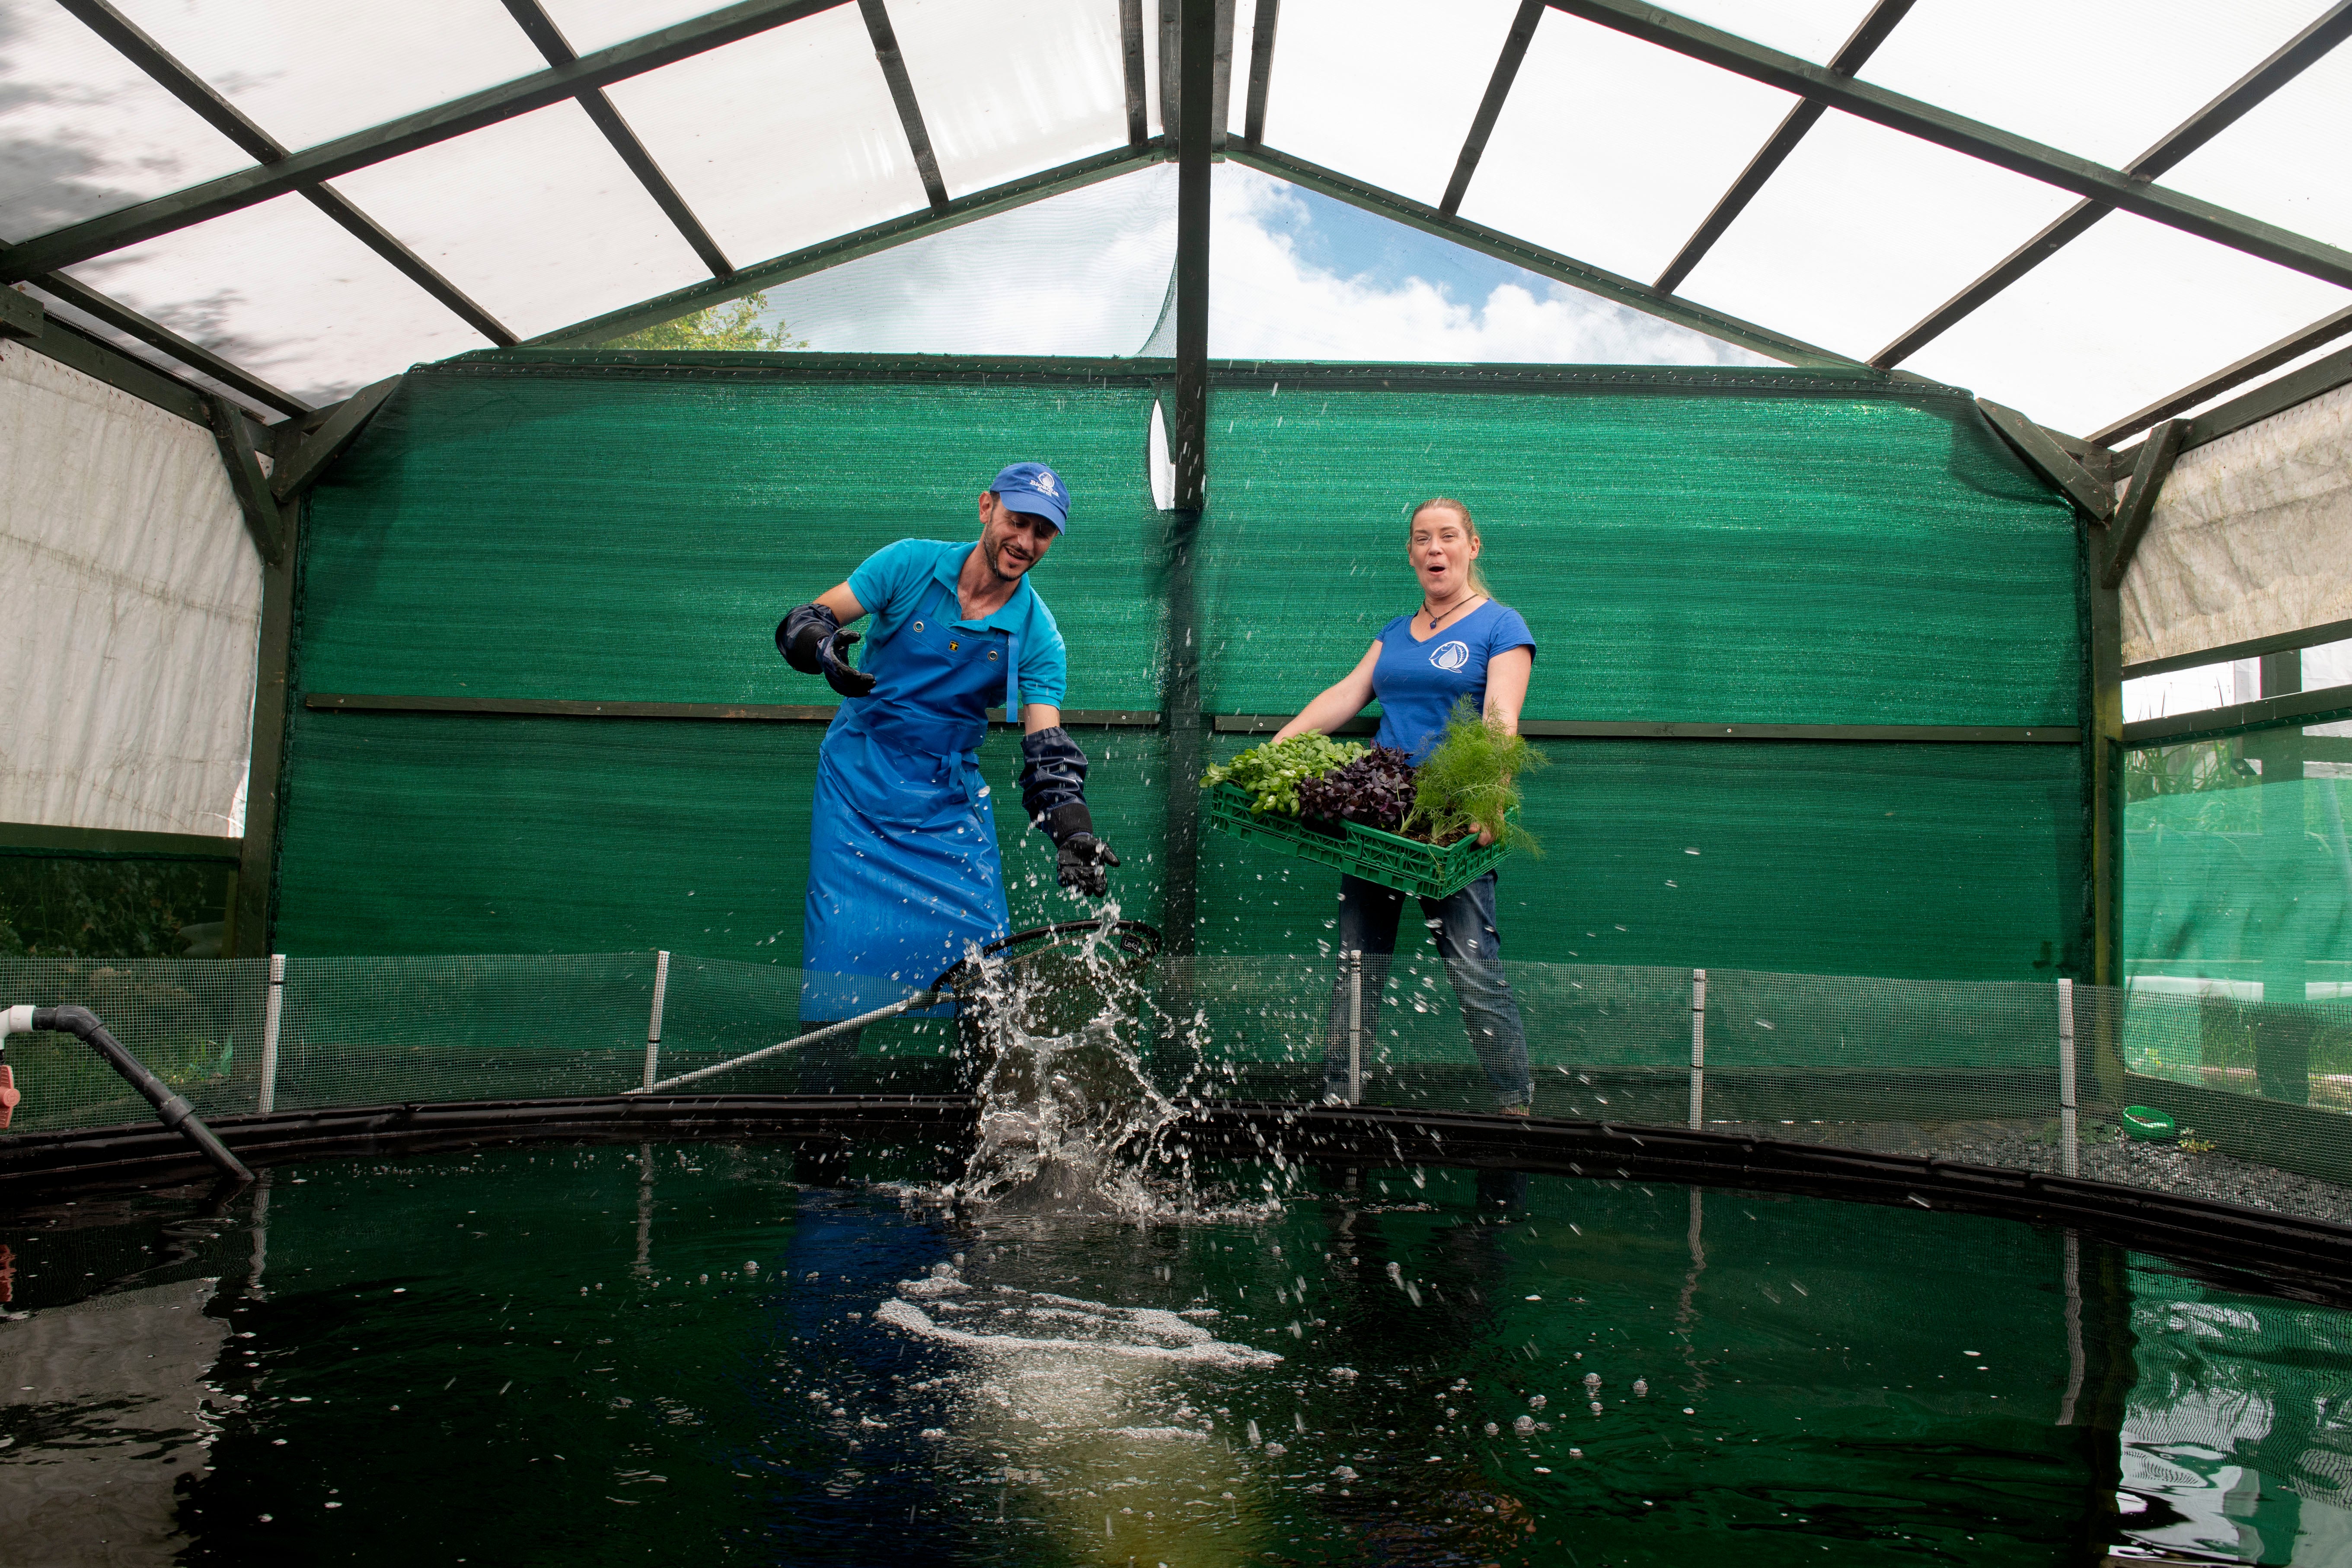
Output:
[{"xmin": 1407, "ymin": 496, "xmax": 1491, "ymax": 596}]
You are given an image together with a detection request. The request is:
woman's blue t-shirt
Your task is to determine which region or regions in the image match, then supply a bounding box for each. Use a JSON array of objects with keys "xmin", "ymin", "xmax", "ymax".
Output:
[{"xmin": 1372, "ymin": 599, "xmax": 1536, "ymax": 763}]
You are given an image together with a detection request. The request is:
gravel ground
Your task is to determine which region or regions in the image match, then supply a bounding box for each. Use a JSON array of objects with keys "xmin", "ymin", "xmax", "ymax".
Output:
[{"xmin": 1713, "ymin": 1116, "xmax": 2352, "ymax": 1229}]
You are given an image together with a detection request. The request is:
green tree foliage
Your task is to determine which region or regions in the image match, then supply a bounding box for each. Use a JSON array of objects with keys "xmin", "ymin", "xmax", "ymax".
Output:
[{"xmin": 605, "ymin": 291, "xmax": 807, "ymax": 351}]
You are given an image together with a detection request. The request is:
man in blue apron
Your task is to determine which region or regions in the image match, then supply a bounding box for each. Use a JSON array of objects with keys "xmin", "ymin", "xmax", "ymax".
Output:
[{"xmin": 775, "ymin": 463, "xmax": 1116, "ymax": 1085}]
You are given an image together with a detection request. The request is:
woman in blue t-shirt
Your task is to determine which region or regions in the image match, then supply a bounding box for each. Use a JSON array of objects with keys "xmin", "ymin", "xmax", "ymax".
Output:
[{"xmin": 1269, "ymin": 497, "xmax": 1536, "ymax": 1113}]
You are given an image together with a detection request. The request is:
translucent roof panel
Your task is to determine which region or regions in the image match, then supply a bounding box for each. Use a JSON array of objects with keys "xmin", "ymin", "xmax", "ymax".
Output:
[
  {"xmin": 1212, "ymin": 165, "xmax": 1767, "ymax": 366},
  {"xmin": 1254, "ymin": 0, "xmax": 1522, "ymax": 207},
  {"xmin": 55, "ymin": 191, "xmax": 491, "ymax": 403},
  {"xmin": 540, "ymin": 0, "xmax": 753, "ymax": 55},
  {"xmin": 892, "ymin": 0, "xmax": 1131, "ymax": 198},
  {"xmin": 1463, "ymin": 9, "xmax": 1800, "ymax": 283},
  {"xmin": 1666, "ymin": 0, "xmax": 1883, "ymax": 67},
  {"xmin": 739, "ymin": 165, "xmax": 1178, "ymax": 356},
  {"xmin": 0, "ymin": 0, "xmax": 250, "ymax": 239},
  {"xmin": 1907, "ymin": 213, "xmax": 2352, "ymax": 437},
  {"xmin": 2164, "ymin": 42, "xmax": 2352, "ymax": 253},
  {"xmin": 110, "ymin": 0, "xmax": 549, "ymax": 154},
  {"xmin": 1855, "ymin": 0, "xmax": 2322, "ymax": 169},
  {"xmin": 602, "ymin": 7, "xmax": 926, "ymax": 267},
  {"xmin": 1675, "ymin": 109, "xmax": 2081, "ymax": 362},
  {"xmin": 328, "ymin": 99, "xmax": 708, "ymax": 341}
]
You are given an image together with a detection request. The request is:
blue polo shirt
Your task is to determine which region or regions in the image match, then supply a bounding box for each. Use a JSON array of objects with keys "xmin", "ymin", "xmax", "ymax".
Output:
[
  {"xmin": 1372, "ymin": 599, "xmax": 1536, "ymax": 762},
  {"xmin": 848, "ymin": 539, "xmax": 1069, "ymax": 709}
]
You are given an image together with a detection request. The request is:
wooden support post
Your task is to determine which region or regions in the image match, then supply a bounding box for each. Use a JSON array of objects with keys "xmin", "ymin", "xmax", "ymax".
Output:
[
  {"xmin": 1979, "ymin": 398, "xmax": 2115, "ymax": 519},
  {"xmin": 232, "ymin": 499, "xmax": 300, "ymax": 959}
]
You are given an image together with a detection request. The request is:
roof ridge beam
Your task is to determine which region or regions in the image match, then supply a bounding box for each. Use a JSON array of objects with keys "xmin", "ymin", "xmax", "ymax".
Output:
[
  {"xmin": 501, "ymin": 0, "xmax": 735, "ymax": 277},
  {"xmin": 2, "ymin": 0, "xmax": 849, "ymax": 282},
  {"xmin": 859, "ymin": 0, "xmax": 950, "ymax": 212},
  {"xmin": 529, "ymin": 141, "xmax": 1167, "ymax": 347},
  {"xmin": 1544, "ymin": 0, "xmax": 2352, "ymax": 293},
  {"xmin": 1873, "ymin": 0, "xmax": 2352, "ymax": 369},
  {"xmin": 1652, "ymin": 0, "xmax": 1912, "ymax": 294},
  {"xmin": 1440, "ymin": 0, "xmax": 1545, "ymax": 218},
  {"xmin": 54, "ymin": 0, "xmax": 517, "ymax": 347},
  {"xmin": 1231, "ymin": 143, "xmax": 1869, "ymax": 369}
]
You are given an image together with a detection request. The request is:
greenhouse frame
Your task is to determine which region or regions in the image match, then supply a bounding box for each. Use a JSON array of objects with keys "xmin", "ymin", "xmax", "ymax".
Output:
[{"xmin": 5, "ymin": 0, "xmax": 2352, "ymax": 1553}]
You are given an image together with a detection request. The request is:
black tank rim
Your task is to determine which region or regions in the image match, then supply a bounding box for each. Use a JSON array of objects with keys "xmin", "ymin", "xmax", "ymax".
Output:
[{"xmin": 4, "ymin": 1095, "xmax": 2349, "ymax": 1309}]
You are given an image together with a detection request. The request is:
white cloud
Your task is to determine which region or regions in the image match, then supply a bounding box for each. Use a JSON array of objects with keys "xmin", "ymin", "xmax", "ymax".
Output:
[{"xmin": 1209, "ymin": 167, "xmax": 1768, "ymax": 367}]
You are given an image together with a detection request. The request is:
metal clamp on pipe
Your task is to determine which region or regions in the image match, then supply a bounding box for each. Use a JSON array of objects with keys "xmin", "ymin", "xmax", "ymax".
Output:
[{"xmin": 2, "ymin": 1004, "xmax": 254, "ymax": 1183}]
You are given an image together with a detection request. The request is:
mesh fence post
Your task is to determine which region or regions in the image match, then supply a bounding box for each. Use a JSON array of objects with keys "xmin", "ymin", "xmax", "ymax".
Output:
[
  {"xmin": 258, "ymin": 953, "xmax": 286, "ymax": 1114},
  {"xmin": 1347, "ymin": 949, "xmax": 1363, "ymax": 1106},
  {"xmin": 2058, "ymin": 977, "xmax": 2079, "ymax": 1177},
  {"xmin": 1688, "ymin": 968, "xmax": 1707, "ymax": 1130},
  {"xmin": 642, "ymin": 950, "xmax": 670, "ymax": 1092}
]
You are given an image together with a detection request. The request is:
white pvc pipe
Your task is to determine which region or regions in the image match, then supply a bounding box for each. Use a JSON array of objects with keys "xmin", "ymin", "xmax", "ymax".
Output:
[
  {"xmin": 1347, "ymin": 950, "xmax": 1364, "ymax": 1106},
  {"xmin": 1688, "ymin": 968, "xmax": 1707, "ymax": 1130},
  {"xmin": 2058, "ymin": 977, "xmax": 2079, "ymax": 1178},
  {"xmin": 634, "ymin": 989, "xmax": 943, "ymax": 1094},
  {"xmin": 641, "ymin": 950, "xmax": 670, "ymax": 1091},
  {"xmin": 258, "ymin": 953, "xmax": 285, "ymax": 1114},
  {"xmin": 1, "ymin": 1004, "xmax": 37, "ymax": 1037}
]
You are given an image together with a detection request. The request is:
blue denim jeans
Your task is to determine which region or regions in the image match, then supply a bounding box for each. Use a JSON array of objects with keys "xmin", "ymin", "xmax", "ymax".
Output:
[{"xmin": 1323, "ymin": 872, "xmax": 1532, "ymax": 1109}]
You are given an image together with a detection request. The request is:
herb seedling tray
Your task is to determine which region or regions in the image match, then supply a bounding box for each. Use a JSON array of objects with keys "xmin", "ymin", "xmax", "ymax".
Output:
[{"xmin": 1202, "ymin": 782, "xmax": 1510, "ymax": 900}]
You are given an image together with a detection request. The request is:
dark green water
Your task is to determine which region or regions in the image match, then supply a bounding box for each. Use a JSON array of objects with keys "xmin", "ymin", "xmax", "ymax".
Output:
[{"xmin": 3, "ymin": 1144, "xmax": 2348, "ymax": 1565}]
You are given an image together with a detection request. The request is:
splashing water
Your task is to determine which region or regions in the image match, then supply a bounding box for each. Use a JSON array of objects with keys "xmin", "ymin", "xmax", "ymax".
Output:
[{"xmin": 947, "ymin": 916, "xmax": 1235, "ymax": 1218}]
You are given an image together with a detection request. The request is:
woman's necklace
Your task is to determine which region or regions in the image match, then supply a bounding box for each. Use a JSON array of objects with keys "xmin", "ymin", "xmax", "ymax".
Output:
[{"xmin": 1421, "ymin": 591, "xmax": 1484, "ymax": 633}]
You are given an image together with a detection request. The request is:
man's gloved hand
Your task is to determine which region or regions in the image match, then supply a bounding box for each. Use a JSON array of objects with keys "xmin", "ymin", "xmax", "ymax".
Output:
[
  {"xmin": 1046, "ymin": 805, "xmax": 1119, "ymax": 897},
  {"xmin": 1020, "ymin": 727, "xmax": 1114, "ymax": 895},
  {"xmin": 778, "ymin": 603, "xmax": 876, "ymax": 699}
]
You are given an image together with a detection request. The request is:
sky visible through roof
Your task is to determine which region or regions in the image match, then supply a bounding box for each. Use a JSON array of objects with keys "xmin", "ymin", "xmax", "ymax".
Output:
[{"xmin": 0, "ymin": 0, "xmax": 2346, "ymax": 438}]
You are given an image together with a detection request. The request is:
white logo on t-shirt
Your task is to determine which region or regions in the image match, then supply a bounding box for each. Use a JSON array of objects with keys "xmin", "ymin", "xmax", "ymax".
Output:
[{"xmin": 1430, "ymin": 640, "xmax": 1471, "ymax": 672}]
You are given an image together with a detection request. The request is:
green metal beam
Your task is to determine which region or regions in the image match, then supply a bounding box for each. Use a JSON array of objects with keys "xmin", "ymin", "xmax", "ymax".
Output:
[
  {"xmin": 1216, "ymin": 715, "xmax": 2081, "ymax": 742},
  {"xmin": 1653, "ymin": 0, "xmax": 1913, "ymax": 294},
  {"xmin": 304, "ymin": 694, "xmax": 1160, "ymax": 726},
  {"xmin": 1545, "ymin": 0, "xmax": 2352, "ymax": 293},
  {"xmin": 2091, "ymin": 303, "xmax": 2352, "ymax": 447},
  {"xmin": 1228, "ymin": 143, "xmax": 1870, "ymax": 368},
  {"xmin": 2099, "ymin": 418, "xmax": 2185, "ymax": 590},
  {"xmin": 859, "ymin": 0, "xmax": 950, "ymax": 212},
  {"xmin": 1440, "ymin": 0, "xmax": 1545, "ymax": 217},
  {"xmin": 20, "ymin": 317, "xmax": 211, "ymax": 425},
  {"xmin": 500, "ymin": 0, "xmax": 734, "ymax": 278},
  {"xmin": 269, "ymin": 376, "xmax": 403, "ymax": 501},
  {"xmin": 2123, "ymin": 682, "xmax": 2352, "ymax": 747},
  {"xmin": 32, "ymin": 271, "xmax": 308, "ymax": 419},
  {"xmin": 0, "ymin": 820, "xmax": 240, "ymax": 862},
  {"xmin": 528, "ymin": 141, "xmax": 1166, "ymax": 347},
  {"xmin": 206, "ymin": 395, "xmax": 286, "ymax": 564},
  {"xmin": 0, "ymin": 286, "xmax": 42, "ymax": 341},
  {"xmin": 1977, "ymin": 398, "xmax": 2114, "ymax": 519},
  {"xmin": 1874, "ymin": 1, "xmax": 2352, "ymax": 369},
  {"xmin": 1120, "ymin": 0, "xmax": 1149, "ymax": 144},
  {"xmin": 0, "ymin": 0, "xmax": 849, "ymax": 281},
  {"xmin": 2125, "ymin": 617, "xmax": 2352, "ymax": 681},
  {"xmin": 1241, "ymin": 0, "xmax": 1279, "ymax": 144},
  {"xmin": 53, "ymin": 0, "xmax": 517, "ymax": 347}
]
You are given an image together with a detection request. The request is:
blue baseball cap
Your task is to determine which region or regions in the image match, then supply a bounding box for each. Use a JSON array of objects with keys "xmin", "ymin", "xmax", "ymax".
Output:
[{"xmin": 989, "ymin": 462, "xmax": 1069, "ymax": 532}]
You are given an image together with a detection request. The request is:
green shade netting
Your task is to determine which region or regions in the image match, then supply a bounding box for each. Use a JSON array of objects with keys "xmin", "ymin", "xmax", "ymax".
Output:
[
  {"xmin": 1197, "ymin": 736, "xmax": 2085, "ymax": 980},
  {"xmin": 1197, "ymin": 384, "xmax": 2079, "ymax": 724},
  {"xmin": 276, "ymin": 357, "xmax": 2085, "ymax": 985},
  {"xmin": 295, "ymin": 367, "xmax": 1167, "ymax": 710}
]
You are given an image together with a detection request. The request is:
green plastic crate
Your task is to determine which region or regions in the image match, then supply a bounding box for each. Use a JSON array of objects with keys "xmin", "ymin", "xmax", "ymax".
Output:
[{"xmin": 1201, "ymin": 782, "xmax": 1510, "ymax": 900}]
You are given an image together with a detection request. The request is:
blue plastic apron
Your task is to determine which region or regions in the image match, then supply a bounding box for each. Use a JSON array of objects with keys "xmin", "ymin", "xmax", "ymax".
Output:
[{"xmin": 801, "ymin": 577, "xmax": 1015, "ymax": 1020}]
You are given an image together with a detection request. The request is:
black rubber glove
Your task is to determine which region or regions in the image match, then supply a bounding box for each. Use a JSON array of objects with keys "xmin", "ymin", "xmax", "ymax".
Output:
[
  {"xmin": 777, "ymin": 603, "xmax": 875, "ymax": 698},
  {"xmin": 1019, "ymin": 727, "xmax": 1116, "ymax": 896},
  {"xmin": 1044, "ymin": 803, "xmax": 1119, "ymax": 898}
]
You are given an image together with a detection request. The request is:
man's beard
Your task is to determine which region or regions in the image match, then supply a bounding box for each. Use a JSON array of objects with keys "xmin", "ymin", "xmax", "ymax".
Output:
[{"xmin": 985, "ymin": 534, "xmax": 1029, "ymax": 583}]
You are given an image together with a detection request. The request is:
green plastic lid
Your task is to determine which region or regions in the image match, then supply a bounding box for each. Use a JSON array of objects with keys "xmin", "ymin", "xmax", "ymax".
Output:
[{"xmin": 2122, "ymin": 1105, "xmax": 2177, "ymax": 1141}]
